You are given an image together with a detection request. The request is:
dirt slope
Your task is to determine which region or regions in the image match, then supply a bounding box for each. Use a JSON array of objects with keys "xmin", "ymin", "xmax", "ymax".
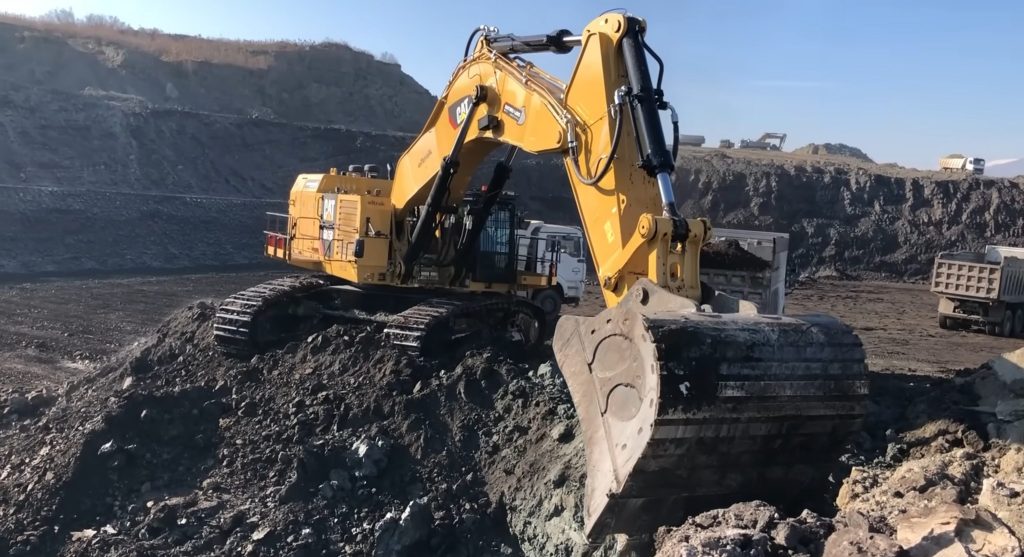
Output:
[{"xmin": 0, "ymin": 19, "xmax": 435, "ymax": 132}]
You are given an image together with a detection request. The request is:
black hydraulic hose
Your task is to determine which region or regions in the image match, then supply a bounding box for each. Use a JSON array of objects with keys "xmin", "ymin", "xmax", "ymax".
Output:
[
  {"xmin": 641, "ymin": 38, "xmax": 665, "ymax": 93},
  {"xmin": 671, "ymin": 113, "xmax": 680, "ymax": 161},
  {"xmin": 570, "ymin": 102, "xmax": 624, "ymax": 186},
  {"xmin": 464, "ymin": 28, "xmax": 481, "ymax": 58}
]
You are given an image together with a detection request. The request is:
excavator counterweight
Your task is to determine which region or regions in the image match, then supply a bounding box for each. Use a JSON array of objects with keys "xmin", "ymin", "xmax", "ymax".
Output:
[{"xmin": 214, "ymin": 11, "xmax": 867, "ymax": 542}]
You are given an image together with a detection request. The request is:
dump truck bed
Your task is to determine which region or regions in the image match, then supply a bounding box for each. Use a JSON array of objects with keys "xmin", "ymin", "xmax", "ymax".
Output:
[
  {"xmin": 701, "ymin": 228, "xmax": 789, "ymax": 314},
  {"xmin": 931, "ymin": 250, "xmax": 1024, "ymax": 303}
]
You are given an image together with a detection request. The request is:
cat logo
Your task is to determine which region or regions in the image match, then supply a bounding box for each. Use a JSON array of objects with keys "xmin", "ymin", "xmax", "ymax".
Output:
[{"xmin": 447, "ymin": 95, "xmax": 473, "ymax": 129}]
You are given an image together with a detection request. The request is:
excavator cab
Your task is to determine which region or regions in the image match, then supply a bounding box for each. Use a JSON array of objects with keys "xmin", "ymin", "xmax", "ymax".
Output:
[{"xmin": 461, "ymin": 190, "xmax": 519, "ymax": 284}]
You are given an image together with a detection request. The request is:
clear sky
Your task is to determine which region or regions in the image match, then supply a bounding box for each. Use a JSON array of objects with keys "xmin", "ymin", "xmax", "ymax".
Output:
[{"xmin": 3, "ymin": 0, "xmax": 1022, "ymax": 169}]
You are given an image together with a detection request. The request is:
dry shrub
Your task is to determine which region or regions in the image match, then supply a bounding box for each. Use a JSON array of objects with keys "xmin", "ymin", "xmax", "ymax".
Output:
[{"xmin": 0, "ymin": 11, "xmax": 368, "ymax": 69}]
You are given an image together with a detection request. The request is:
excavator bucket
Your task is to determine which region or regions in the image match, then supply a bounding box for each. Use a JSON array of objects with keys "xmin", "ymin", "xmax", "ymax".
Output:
[{"xmin": 553, "ymin": 280, "xmax": 868, "ymax": 540}]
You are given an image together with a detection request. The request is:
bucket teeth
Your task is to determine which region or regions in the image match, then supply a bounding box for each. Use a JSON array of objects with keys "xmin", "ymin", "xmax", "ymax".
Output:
[{"xmin": 554, "ymin": 300, "xmax": 867, "ymax": 540}]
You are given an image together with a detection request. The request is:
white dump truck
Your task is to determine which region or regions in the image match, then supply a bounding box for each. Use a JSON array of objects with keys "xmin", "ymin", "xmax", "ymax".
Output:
[
  {"xmin": 931, "ymin": 245, "xmax": 1024, "ymax": 336},
  {"xmin": 516, "ymin": 220, "xmax": 586, "ymax": 319},
  {"xmin": 701, "ymin": 228, "xmax": 790, "ymax": 314},
  {"xmin": 939, "ymin": 154, "xmax": 985, "ymax": 175}
]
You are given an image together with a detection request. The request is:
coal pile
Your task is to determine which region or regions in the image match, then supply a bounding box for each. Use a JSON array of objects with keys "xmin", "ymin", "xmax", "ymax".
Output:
[
  {"xmin": 700, "ymin": 239, "xmax": 771, "ymax": 272},
  {"xmin": 0, "ymin": 303, "xmax": 593, "ymax": 556}
]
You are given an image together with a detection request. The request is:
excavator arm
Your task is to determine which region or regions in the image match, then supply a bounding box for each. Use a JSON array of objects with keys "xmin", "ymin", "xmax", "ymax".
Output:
[{"xmin": 390, "ymin": 13, "xmax": 706, "ymax": 307}]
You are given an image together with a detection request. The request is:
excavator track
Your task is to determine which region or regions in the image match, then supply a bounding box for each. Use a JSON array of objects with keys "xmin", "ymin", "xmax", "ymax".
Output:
[
  {"xmin": 384, "ymin": 296, "xmax": 545, "ymax": 354},
  {"xmin": 214, "ymin": 274, "xmax": 337, "ymax": 357},
  {"xmin": 554, "ymin": 280, "xmax": 868, "ymax": 540},
  {"xmin": 216, "ymin": 276, "xmax": 546, "ymax": 357}
]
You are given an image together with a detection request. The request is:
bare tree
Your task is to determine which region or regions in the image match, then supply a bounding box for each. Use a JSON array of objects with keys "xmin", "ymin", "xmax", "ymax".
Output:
[
  {"xmin": 82, "ymin": 14, "xmax": 129, "ymax": 29},
  {"xmin": 378, "ymin": 51, "xmax": 399, "ymax": 65},
  {"xmin": 41, "ymin": 7, "xmax": 76, "ymax": 24}
]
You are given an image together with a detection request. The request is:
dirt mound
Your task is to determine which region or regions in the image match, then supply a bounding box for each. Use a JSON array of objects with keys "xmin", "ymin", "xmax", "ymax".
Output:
[
  {"xmin": 792, "ymin": 143, "xmax": 874, "ymax": 163},
  {"xmin": 824, "ymin": 364, "xmax": 1024, "ymax": 557},
  {"xmin": 0, "ymin": 302, "xmax": 596, "ymax": 556}
]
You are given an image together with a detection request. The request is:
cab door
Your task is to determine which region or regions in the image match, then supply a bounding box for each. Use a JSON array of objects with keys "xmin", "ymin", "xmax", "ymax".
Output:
[{"xmin": 320, "ymin": 193, "xmax": 337, "ymax": 259}]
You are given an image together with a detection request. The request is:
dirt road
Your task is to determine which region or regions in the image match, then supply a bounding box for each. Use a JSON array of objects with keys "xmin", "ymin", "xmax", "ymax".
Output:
[{"xmin": 0, "ymin": 272, "xmax": 283, "ymax": 391}]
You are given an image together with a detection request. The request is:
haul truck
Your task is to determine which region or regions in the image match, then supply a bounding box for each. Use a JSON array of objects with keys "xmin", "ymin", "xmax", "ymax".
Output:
[
  {"xmin": 932, "ymin": 245, "xmax": 1024, "ymax": 336},
  {"xmin": 939, "ymin": 154, "xmax": 985, "ymax": 175}
]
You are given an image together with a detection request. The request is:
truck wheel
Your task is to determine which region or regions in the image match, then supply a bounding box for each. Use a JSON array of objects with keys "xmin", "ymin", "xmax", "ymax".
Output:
[
  {"xmin": 1002, "ymin": 311, "xmax": 1015, "ymax": 338},
  {"xmin": 532, "ymin": 288, "xmax": 562, "ymax": 323},
  {"xmin": 938, "ymin": 316, "xmax": 951, "ymax": 330},
  {"xmin": 986, "ymin": 323, "xmax": 999, "ymax": 336},
  {"xmin": 1014, "ymin": 308, "xmax": 1024, "ymax": 338}
]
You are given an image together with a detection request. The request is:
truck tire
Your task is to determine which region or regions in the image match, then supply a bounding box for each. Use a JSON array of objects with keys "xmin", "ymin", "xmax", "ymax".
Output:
[
  {"xmin": 1014, "ymin": 308, "xmax": 1024, "ymax": 338},
  {"xmin": 532, "ymin": 288, "xmax": 562, "ymax": 324},
  {"xmin": 986, "ymin": 323, "xmax": 999, "ymax": 336},
  {"xmin": 938, "ymin": 315, "xmax": 951, "ymax": 330},
  {"xmin": 1002, "ymin": 311, "xmax": 1015, "ymax": 338}
]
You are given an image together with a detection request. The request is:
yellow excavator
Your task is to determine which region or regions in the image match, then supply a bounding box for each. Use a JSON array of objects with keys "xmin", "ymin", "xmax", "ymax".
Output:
[{"xmin": 215, "ymin": 12, "xmax": 867, "ymax": 541}]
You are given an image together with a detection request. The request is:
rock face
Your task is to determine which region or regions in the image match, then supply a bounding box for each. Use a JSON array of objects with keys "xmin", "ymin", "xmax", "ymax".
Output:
[
  {"xmin": 895, "ymin": 504, "xmax": 1021, "ymax": 557},
  {"xmin": 0, "ymin": 82, "xmax": 414, "ymax": 276},
  {"xmin": 6, "ymin": 19, "xmax": 1024, "ymax": 281},
  {"xmin": 675, "ymin": 151, "xmax": 1024, "ymax": 279},
  {"xmin": 0, "ymin": 16, "xmax": 437, "ymax": 277}
]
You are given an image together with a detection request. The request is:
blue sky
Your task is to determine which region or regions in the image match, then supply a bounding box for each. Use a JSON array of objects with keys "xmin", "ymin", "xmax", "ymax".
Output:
[{"xmin": 4, "ymin": 0, "xmax": 1022, "ymax": 169}]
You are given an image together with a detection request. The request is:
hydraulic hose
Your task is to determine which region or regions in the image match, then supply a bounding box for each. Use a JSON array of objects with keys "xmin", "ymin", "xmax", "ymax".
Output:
[{"xmin": 570, "ymin": 99, "xmax": 625, "ymax": 186}]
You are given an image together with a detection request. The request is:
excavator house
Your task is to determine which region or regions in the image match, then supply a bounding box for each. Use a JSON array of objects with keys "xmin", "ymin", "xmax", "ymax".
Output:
[{"xmin": 214, "ymin": 12, "xmax": 868, "ymax": 541}]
